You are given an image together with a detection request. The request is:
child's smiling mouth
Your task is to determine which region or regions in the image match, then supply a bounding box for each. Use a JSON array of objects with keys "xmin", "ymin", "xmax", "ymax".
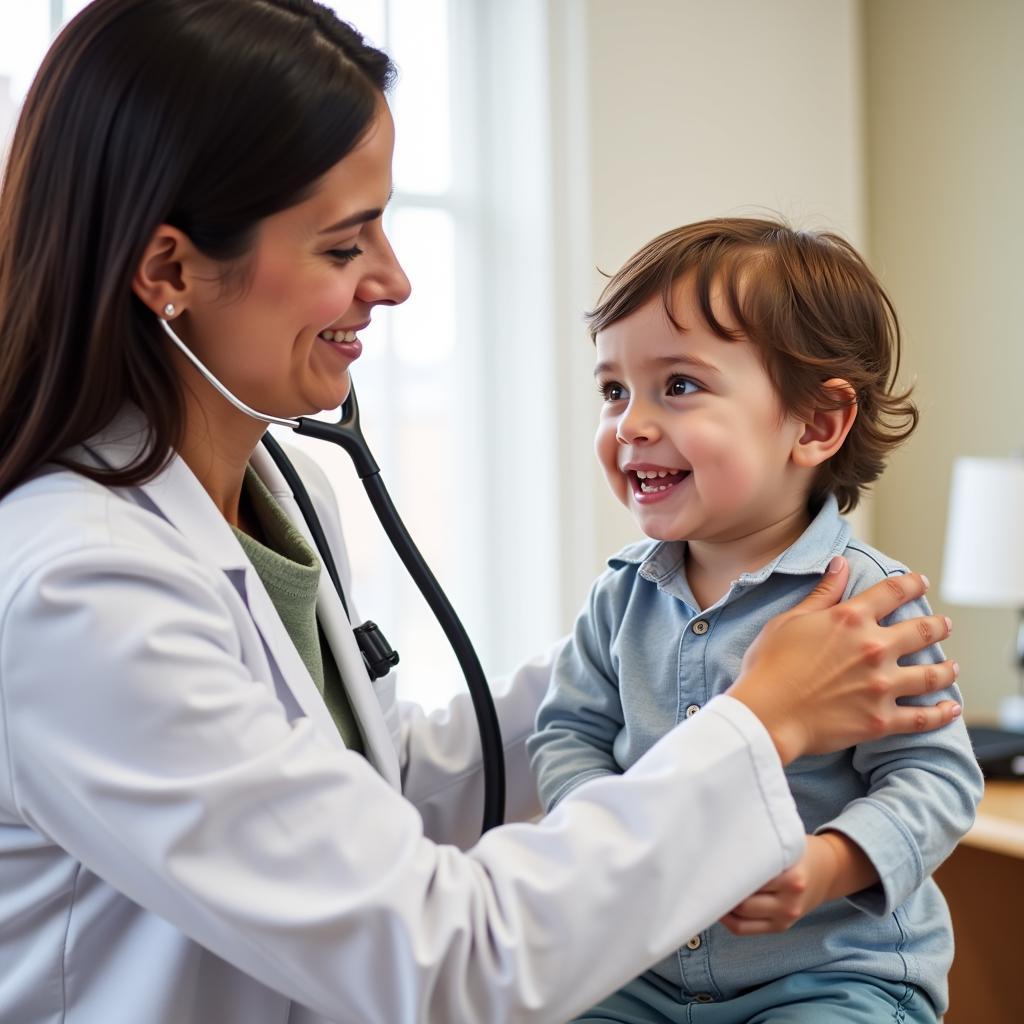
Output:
[{"xmin": 628, "ymin": 467, "xmax": 692, "ymax": 502}]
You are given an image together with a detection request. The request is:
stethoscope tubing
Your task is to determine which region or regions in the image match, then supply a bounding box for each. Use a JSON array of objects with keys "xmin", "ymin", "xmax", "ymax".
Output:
[
  {"xmin": 159, "ymin": 315, "xmax": 506, "ymax": 834},
  {"xmin": 289, "ymin": 413, "xmax": 507, "ymax": 834}
]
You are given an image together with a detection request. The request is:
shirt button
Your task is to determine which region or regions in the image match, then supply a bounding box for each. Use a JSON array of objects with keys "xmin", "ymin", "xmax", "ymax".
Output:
[
  {"xmin": 685, "ymin": 935, "xmax": 702, "ymax": 950},
  {"xmin": 692, "ymin": 619, "xmax": 709, "ymax": 635},
  {"xmin": 695, "ymin": 993, "xmax": 715, "ymax": 1003},
  {"xmin": 685, "ymin": 704, "xmax": 701, "ymax": 718}
]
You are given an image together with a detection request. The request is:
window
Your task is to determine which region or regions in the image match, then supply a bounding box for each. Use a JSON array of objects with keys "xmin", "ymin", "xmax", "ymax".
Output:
[
  {"xmin": 290, "ymin": 1, "xmax": 562, "ymax": 711},
  {"xmin": 281, "ymin": 0, "xmax": 481, "ymax": 709}
]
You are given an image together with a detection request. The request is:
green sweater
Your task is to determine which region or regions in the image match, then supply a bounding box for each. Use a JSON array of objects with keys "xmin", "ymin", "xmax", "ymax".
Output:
[{"xmin": 232, "ymin": 467, "xmax": 364, "ymax": 755}]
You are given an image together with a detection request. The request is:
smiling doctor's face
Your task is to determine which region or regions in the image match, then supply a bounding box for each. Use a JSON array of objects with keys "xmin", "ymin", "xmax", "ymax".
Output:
[
  {"xmin": 594, "ymin": 275, "xmax": 809, "ymax": 545},
  {"xmin": 172, "ymin": 97, "xmax": 410, "ymax": 421}
]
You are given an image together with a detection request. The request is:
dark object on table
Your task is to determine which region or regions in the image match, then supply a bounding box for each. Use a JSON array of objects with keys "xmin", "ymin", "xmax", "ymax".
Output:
[{"xmin": 966, "ymin": 725, "xmax": 1024, "ymax": 779}]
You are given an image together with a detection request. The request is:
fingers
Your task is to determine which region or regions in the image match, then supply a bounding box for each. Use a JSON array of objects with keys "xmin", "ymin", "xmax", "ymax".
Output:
[
  {"xmin": 720, "ymin": 912, "xmax": 792, "ymax": 936},
  {"xmin": 892, "ymin": 659, "xmax": 960, "ymax": 698},
  {"xmin": 844, "ymin": 572, "xmax": 930, "ymax": 624},
  {"xmin": 885, "ymin": 699, "xmax": 962, "ymax": 736},
  {"xmin": 883, "ymin": 615, "xmax": 953, "ymax": 661},
  {"xmin": 782, "ymin": 555, "xmax": 849, "ymax": 617},
  {"xmin": 728, "ymin": 894, "xmax": 789, "ymax": 918}
]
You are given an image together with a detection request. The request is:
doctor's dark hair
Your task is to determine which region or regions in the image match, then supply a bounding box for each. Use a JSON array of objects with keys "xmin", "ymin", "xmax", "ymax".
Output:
[
  {"xmin": 0, "ymin": 0, "xmax": 394, "ymax": 497},
  {"xmin": 585, "ymin": 218, "xmax": 918, "ymax": 513}
]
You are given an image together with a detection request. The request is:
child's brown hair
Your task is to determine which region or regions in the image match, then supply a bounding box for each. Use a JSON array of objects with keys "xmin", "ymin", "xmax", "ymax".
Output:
[{"xmin": 585, "ymin": 217, "xmax": 917, "ymax": 512}]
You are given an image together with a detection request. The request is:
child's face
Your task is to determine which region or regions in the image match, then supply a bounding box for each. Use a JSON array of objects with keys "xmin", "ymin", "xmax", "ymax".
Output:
[{"xmin": 594, "ymin": 277, "xmax": 809, "ymax": 544}]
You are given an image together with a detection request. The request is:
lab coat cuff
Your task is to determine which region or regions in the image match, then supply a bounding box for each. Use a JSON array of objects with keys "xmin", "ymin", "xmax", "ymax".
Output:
[
  {"xmin": 816, "ymin": 798, "xmax": 922, "ymax": 916},
  {"xmin": 705, "ymin": 695, "xmax": 805, "ymax": 871}
]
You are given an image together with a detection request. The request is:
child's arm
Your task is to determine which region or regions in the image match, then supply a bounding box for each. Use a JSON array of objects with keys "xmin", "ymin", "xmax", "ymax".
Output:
[
  {"xmin": 526, "ymin": 570, "xmax": 627, "ymax": 812},
  {"xmin": 724, "ymin": 561, "xmax": 983, "ymax": 933},
  {"xmin": 815, "ymin": 566, "xmax": 983, "ymax": 917}
]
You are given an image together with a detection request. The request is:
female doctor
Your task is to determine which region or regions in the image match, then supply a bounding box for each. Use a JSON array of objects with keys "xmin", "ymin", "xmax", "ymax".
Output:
[{"xmin": 0, "ymin": 2, "xmax": 962, "ymax": 1022}]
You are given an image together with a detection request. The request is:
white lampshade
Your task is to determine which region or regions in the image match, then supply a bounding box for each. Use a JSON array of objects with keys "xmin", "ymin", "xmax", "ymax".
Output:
[{"xmin": 942, "ymin": 456, "xmax": 1024, "ymax": 607}]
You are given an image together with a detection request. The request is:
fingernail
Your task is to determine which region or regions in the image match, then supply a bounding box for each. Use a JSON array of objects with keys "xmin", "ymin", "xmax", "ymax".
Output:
[
  {"xmin": 952, "ymin": 661, "xmax": 959, "ymax": 677},
  {"xmin": 827, "ymin": 555, "xmax": 844, "ymax": 574},
  {"xmin": 951, "ymin": 704, "xmax": 962, "ymax": 718},
  {"xmin": 944, "ymin": 616, "xmax": 953, "ymax": 634},
  {"xmin": 921, "ymin": 574, "xmax": 930, "ymax": 590}
]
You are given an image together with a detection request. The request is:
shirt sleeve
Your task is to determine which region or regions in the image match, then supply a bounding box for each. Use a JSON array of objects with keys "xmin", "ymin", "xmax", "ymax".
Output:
[
  {"xmin": 816, "ymin": 569, "xmax": 984, "ymax": 917},
  {"xmin": 526, "ymin": 572, "xmax": 627, "ymax": 810},
  {"xmin": 0, "ymin": 538, "xmax": 803, "ymax": 1024}
]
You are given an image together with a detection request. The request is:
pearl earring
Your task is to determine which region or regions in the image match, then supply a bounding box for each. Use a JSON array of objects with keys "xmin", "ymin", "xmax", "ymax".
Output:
[{"xmin": 163, "ymin": 303, "xmax": 175, "ymax": 317}]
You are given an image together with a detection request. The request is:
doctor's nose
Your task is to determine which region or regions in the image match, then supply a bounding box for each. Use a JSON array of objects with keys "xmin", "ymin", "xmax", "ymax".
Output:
[{"xmin": 358, "ymin": 234, "xmax": 412, "ymax": 308}]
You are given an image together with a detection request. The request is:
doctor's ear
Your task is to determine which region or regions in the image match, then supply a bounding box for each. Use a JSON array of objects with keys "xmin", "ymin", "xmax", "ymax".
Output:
[
  {"xmin": 791, "ymin": 378, "xmax": 858, "ymax": 469},
  {"xmin": 132, "ymin": 224, "xmax": 204, "ymax": 319}
]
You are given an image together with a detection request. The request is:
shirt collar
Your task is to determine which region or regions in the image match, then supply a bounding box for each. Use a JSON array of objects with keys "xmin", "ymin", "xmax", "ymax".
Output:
[
  {"xmin": 615, "ymin": 493, "xmax": 850, "ymax": 596},
  {"xmin": 737, "ymin": 494, "xmax": 850, "ymax": 583}
]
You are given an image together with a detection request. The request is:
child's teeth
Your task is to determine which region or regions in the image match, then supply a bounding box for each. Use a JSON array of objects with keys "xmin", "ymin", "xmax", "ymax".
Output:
[{"xmin": 635, "ymin": 468, "xmax": 687, "ymax": 493}]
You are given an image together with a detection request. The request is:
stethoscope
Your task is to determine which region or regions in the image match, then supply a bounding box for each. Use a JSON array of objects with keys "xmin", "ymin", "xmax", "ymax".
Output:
[{"xmin": 159, "ymin": 317, "xmax": 505, "ymax": 835}]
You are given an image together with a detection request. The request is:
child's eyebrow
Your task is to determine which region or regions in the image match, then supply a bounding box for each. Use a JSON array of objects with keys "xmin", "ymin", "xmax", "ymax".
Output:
[{"xmin": 593, "ymin": 354, "xmax": 721, "ymax": 377}]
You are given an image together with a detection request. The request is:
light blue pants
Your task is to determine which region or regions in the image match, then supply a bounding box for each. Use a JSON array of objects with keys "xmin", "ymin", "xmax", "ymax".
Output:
[{"xmin": 572, "ymin": 971, "xmax": 939, "ymax": 1023}]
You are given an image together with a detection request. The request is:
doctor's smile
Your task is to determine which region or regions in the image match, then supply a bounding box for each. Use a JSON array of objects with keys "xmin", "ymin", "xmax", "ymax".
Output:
[
  {"xmin": 0, "ymin": 1, "xmax": 974, "ymax": 1022},
  {"xmin": 316, "ymin": 324, "xmax": 365, "ymax": 362}
]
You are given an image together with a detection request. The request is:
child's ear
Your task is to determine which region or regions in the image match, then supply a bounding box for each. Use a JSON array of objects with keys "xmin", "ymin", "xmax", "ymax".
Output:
[{"xmin": 791, "ymin": 378, "xmax": 858, "ymax": 469}]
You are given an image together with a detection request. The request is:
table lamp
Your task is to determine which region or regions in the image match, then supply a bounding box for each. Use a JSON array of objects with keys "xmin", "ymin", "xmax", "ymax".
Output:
[{"xmin": 942, "ymin": 455, "xmax": 1024, "ymax": 731}]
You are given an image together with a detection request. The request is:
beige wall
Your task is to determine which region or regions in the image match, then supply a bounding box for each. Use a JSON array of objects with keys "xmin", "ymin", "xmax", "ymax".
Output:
[
  {"xmin": 548, "ymin": 0, "xmax": 867, "ymax": 623},
  {"xmin": 546, "ymin": 0, "xmax": 1023, "ymax": 717},
  {"xmin": 865, "ymin": 0, "xmax": 1024, "ymax": 718}
]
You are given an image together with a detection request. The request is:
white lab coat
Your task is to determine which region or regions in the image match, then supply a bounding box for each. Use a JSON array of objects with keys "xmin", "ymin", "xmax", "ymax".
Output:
[{"xmin": 0, "ymin": 413, "xmax": 805, "ymax": 1024}]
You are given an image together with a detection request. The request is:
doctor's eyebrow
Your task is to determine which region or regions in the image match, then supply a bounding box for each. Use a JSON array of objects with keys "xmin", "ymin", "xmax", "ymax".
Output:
[{"xmin": 318, "ymin": 188, "xmax": 395, "ymax": 234}]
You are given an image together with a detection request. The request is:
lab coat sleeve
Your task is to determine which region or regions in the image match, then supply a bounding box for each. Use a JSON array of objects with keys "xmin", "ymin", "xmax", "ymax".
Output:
[
  {"xmin": 0, "ymin": 534, "xmax": 804, "ymax": 1024},
  {"xmin": 815, "ymin": 570, "xmax": 984, "ymax": 916},
  {"xmin": 397, "ymin": 644, "xmax": 558, "ymax": 849}
]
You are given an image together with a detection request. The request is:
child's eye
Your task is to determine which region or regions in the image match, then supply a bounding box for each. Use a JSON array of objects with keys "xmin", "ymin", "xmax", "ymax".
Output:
[
  {"xmin": 667, "ymin": 376, "xmax": 700, "ymax": 397},
  {"xmin": 598, "ymin": 381, "xmax": 628, "ymax": 402},
  {"xmin": 326, "ymin": 245, "xmax": 364, "ymax": 265}
]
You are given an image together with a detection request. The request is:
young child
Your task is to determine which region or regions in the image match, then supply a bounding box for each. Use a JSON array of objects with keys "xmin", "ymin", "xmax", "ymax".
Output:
[{"xmin": 527, "ymin": 218, "xmax": 983, "ymax": 1023}]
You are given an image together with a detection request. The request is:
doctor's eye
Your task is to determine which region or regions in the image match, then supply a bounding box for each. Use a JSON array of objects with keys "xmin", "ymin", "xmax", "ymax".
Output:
[
  {"xmin": 326, "ymin": 245, "xmax": 364, "ymax": 266},
  {"xmin": 667, "ymin": 375, "xmax": 701, "ymax": 397},
  {"xmin": 598, "ymin": 380, "xmax": 628, "ymax": 402}
]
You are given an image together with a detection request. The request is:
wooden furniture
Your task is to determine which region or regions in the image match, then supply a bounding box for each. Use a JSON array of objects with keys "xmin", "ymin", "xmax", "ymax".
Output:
[{"xmin": 935, "ymin": 780, "xmax": 1024, "ymax": 1022}]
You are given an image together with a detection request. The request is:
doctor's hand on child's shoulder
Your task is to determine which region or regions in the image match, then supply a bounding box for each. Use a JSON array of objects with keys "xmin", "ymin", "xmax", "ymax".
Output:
[
  {"xmin": 728, "ymin": 555, "xmax": 960, "ymax": 766},
  {"xmin": 719, "ymin": 831, "xmax": 877, "ymax": 936}
]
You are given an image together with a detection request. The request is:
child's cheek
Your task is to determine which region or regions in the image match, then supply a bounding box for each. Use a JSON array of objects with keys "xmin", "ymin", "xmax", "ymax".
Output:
[{"xmin": 697, "ymin": 438, "xmax": 762, "ymax": 508}]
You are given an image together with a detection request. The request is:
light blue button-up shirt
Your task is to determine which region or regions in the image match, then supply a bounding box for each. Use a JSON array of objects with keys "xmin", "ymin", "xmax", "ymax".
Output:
[{"xmin": 528, "ymin": 495, "xmax": 983, "ymax": 1013}]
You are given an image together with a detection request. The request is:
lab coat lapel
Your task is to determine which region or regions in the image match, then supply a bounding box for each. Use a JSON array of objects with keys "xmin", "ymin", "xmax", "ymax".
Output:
[
  {"xmin": 240, "ymin": 572, "xmax": 352, "ymax": 756},
  {"xmin": 82, "ymin": 418, "xmax": 350, "ymax": 754},
  {"xmin": 144, "ymin": 455, "xmax": 353, "ymax": 754},
  {"xmin": 250, "ymin": 444, "xmax": 402, "ymax": 789}
]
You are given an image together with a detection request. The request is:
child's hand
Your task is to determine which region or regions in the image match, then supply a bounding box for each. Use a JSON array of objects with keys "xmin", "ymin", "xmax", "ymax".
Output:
[
  {"xmin": 718, "ymin": 832, "xmax": 877, "ymax": 936},
  {"xmin": 718, "ymin": 835, "xmax": 834, "ymax": 935}
]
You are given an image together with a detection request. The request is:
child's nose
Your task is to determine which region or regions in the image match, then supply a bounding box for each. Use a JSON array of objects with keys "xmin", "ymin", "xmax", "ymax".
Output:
[{"xmin": 615, "ymin": 403, "xmax": 659, "ymax": 445}]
